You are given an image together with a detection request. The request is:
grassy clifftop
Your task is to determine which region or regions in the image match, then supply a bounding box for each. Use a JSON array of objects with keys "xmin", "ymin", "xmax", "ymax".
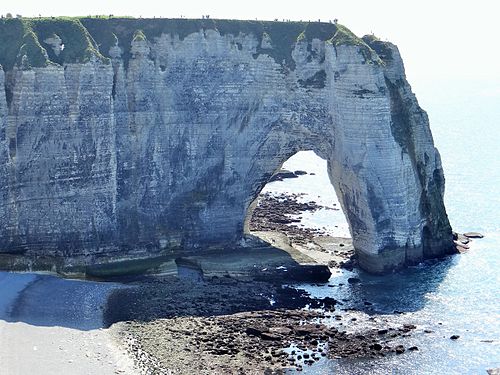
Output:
[
  {"xmin": 0, "ymin": 17, "xmax": 106, "ymax": 70},
  {"xmin": 0, "ymin": 17, "xmax": 377, "ymax": 71}
]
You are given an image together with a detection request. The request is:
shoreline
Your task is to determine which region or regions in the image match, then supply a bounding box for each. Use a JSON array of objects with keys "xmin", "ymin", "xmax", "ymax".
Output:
[
  {"xmin": 102, "ymin": 189, "xmax": 411, "ymax": 374},
  {"xmin": 105, "ymin": 273, "xmax": 419, "ymax": 374},
  {"xmin": 0, "ymin": 186, "xmax": 355, "ymax": 374},
  {"xmin": 0, "ymin": 271, "xmax": 136, "ymax": 375},
  {"xmin": 0, "ymin": 184, "xmax": 486, "ymax": 374},
  {"xmin": 106, "ymin": 185, "xmax": 486, "ymax": 374}
]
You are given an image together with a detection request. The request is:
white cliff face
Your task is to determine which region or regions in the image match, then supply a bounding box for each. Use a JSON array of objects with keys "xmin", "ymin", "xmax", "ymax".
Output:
[
  {"xmin": 0, "ymin": 62, "xmax": 117, "ymax": 258},
  {"xmin": 0, "ymin": 23, "xmax": 453, "ymax": 274}
]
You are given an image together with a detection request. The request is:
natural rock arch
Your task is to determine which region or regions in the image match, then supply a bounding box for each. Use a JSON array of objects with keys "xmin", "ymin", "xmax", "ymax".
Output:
[{"xmin": 0, "ymin": 18, "xmax": 454, "ymax": 274}]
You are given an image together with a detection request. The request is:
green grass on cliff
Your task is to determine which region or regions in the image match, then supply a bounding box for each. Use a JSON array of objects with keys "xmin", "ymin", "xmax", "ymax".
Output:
[
  {"xmin": 132, "ymin": 29, "xmax": 147, "ymax": 42},
  {"xmin": 328, "ymin": 24, "xmax": 364, "ymax": 46},
  {"xmin": 0, "ymin": 19, "xmax": 52, "ymax": 70},
  {"xmin": 80, "ymin": 18, "xmax": 320, "ymax": 68},
  {"xmin": 30, "ymin": 17, "xmax": 107, "ymax": 64},
  {"xmin": 80, "ymin": 18, "xmax": 370, "ymax": 69},
  {"xmin": 0, "ymin": 17, "xmax": 378, "ymax": 71},
  {"xmin": 0, "ymin": 18, "xmax": 27, "ymax": 70},
  {"xmin": 16, "ymin": 30, "xmax": 50, "ymax": 68},
  {"xmin": 327, "ymin": 24, "xmax": 382, "ymax": 64},
  {"xmin": 0, "ymin": 17, "xmax": 107, "ymax": 70},
  {"xmin": 362, "ymin": 34, "xmax": 394, "ymax": 62}
]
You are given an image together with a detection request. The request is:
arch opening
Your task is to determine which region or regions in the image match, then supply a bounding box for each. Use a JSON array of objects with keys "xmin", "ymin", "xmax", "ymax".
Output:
[{"xmin": 244, "ymin": 150, "xmax": 355, "ymax": 268}]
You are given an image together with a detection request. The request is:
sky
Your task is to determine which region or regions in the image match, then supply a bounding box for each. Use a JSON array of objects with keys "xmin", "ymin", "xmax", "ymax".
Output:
[{"xmin": 3, "ymin": 0, "xmax": 500, "ymax": 94}]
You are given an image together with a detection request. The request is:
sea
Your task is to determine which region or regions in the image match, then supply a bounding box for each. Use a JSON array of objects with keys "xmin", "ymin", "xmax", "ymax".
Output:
[{"xmin": 262, "ymin": 78, "xmax": 500, "ymax": 374}]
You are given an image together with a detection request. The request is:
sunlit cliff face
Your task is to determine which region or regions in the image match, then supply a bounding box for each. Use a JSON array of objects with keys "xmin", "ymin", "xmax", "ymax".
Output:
[{"xmin": 0, "ymin": 18, "xmax": 453, "ymax": 275}]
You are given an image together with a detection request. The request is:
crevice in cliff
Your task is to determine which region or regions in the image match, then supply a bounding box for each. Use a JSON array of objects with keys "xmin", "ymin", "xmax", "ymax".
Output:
[
  {"xmin": 4, "ymin": 70, "xmax": 15, "ymax": 111},
  {"xmin": 385, "ymin": 77, "xmax": 417, "ymax": 167},
  {"xmin": 298, "ymin": 70, "xmax": 326, "ymax": 89},
  {"xmin": 111, "ymin": 65, "xmax": 118, "ymax": 99}
]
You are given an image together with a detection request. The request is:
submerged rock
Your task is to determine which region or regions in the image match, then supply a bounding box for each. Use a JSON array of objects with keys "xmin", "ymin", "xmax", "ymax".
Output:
[
  {"xmin": 463, "ymin": 232, "xmax": 484, "ymax": 239},
  {"xmin": 394, "ymin": 345, "xmax": 406, "ymax": 354},
  {"xmin": 269, "ymin": 170, "xmax": 299, "ymax": 182},
  {"xmin": 294, "ymin": 170, "xmax": 308, "ymax": 176}
]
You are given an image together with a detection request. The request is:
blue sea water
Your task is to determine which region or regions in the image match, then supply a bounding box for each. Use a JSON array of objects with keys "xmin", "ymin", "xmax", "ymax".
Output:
[{"xmin": 268, "ymin": 79, "xmax": 500, "ymax": 374}]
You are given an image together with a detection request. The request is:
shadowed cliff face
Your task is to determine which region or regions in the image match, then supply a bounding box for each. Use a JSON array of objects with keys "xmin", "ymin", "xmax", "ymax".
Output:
[{"xmin": 0, "ymin": 18, "xmax": 453, "ymax": 274}]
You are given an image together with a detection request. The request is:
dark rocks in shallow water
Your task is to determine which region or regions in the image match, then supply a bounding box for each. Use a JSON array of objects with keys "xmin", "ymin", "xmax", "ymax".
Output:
[
  {"xmin": 394, "ymin": 345, "xmax": 406, "ymax": 354},
  {"xmin": 269, "ymin": 170, "xmax": 299, "ymax": 182},
  {"xmin": 463, "ymin": 232, "xmax": 484, "ymax": 239},
  {"xmin": 260, "ymin": 332, "xmax": 281, "ymax": 341},
  {"xmin": 321, "ymin": 296, "xmax": 337, "ymax": 309},
  {"xmin": 285, "ymin": 265, "xmax": 332, "ymax": 283},
  {"xmin": 107, "ymin": 274, "xmax": 423, "ymax": 373},
  {"xmin": 403, "ymin": 324, "xmax": 416, "ymax": 331},
  {"xmin": 347, "ymin": 277, "xmax": 361, "ymax": 284},
  {"xmin": 340, "ymin": 259, "xmax": 355, "ymax": 271},
  {"xmin": 454, "ymin": 240, "xmax": 470, "ymax": 253},
  {"xmin": 450, "ymin": 335, "xmax": 460, "ymax": 340},
  {"xmin": 246, "ymin": 326, "xmax": 268, "ymax": 337},
  {"xmin": 249, "ymin": 192, "xmax": 330, "ymax": 244},
  {"xmin": 408, "ymin": 346, "xmax": 419, "ymax": 351}
]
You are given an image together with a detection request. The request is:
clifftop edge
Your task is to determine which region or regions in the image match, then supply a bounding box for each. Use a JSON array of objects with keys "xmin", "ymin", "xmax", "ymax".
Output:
[{"xmin": 0, "ymin": 17, "xmax": 387, "ymax": 70}]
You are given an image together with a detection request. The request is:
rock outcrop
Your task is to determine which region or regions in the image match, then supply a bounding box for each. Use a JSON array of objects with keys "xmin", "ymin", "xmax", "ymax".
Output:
[{"xmin": 0, "ymin": 18, "xmax": 454, "ymax": 274}]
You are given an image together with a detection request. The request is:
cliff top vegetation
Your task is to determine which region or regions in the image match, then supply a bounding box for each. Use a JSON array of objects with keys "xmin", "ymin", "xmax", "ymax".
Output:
[{"xmin": 0, "ymin": 17, "xmax": 382, "ymax": 71}]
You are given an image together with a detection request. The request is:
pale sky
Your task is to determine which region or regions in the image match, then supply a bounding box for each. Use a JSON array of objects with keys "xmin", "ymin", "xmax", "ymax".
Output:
[{"xmin": 3, "ymin": 0, "xmax": 500, "ymax": 88}]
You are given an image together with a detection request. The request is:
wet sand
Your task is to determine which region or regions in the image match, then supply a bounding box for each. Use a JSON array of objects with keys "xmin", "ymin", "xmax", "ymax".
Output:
[{"xmin": 0, "ymin": 272, "xmax": 135, "ymax": 375}]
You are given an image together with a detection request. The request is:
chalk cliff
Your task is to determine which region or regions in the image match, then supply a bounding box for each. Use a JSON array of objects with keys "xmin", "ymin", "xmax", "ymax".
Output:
[{"xmin": 0, "ymin": 18, "xmax": 454, "ymax": 274}]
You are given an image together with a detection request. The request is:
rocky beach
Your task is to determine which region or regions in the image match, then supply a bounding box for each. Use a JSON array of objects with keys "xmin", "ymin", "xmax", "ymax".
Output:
[
  {"xmin": 0, "ymin": 168, "xmax": 373, "ymax": 374},
  {"xmin": 99, "ymin": 171, "xmax": 421, "ymax": 374},
  {"xmin": 105, "ymin": 276, "xmax": 419, "ymax": 374}
]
